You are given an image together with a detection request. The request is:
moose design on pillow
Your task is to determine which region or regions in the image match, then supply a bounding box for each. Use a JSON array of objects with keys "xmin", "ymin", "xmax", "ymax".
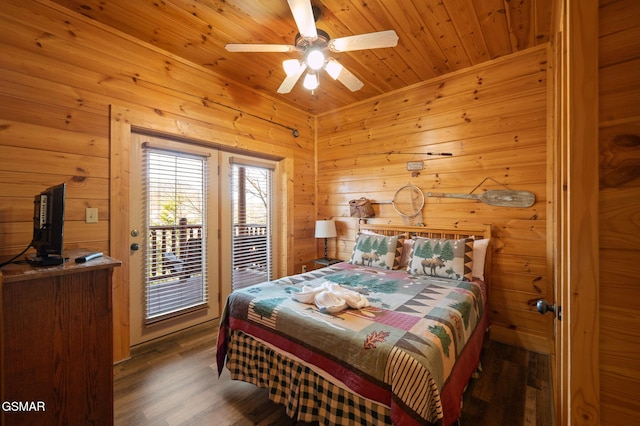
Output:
[
  {"xmin": 349, "ymin": 234, "xmax": 405, "ymax": 270},
  {"xmin": 407, "ymin": 237, "xmax": 474, "ymax": 281}
]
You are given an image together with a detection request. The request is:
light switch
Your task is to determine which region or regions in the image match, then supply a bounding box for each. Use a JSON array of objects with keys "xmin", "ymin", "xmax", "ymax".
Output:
[{"xmin": 86, "ymin": 208, "xmax": 98, "ymax": 224}]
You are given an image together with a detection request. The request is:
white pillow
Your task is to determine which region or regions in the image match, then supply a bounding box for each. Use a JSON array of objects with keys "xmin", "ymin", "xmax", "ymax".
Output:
[{"xmin": 472, "ymin": 238, "xmax": 489, "ymax": 280}]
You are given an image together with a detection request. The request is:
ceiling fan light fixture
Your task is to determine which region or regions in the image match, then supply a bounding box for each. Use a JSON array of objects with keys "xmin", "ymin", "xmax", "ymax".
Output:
[
  {"xmin": 283, "ymin": 59, "xmax": 302, "ymax": 76},
  {"xmin": 228, "ymin": 2, "xmax": 398, "ymax": 95},
  {"xmin": 306, "ymin": 49, "xmax": 325, "ymax": 70},
  {"xmin": 303, "ymin": 72, "xmax": 319, "ymax": 90}
]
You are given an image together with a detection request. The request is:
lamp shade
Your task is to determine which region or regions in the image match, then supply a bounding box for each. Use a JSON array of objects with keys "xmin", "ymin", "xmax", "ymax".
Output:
[
  {"xmin": 315, "ymin": 220, "xmax": 337, "ymax": 238},
  {"xmin": 303, "ymin": 72, "xmax": 319, "ymax": 90}
]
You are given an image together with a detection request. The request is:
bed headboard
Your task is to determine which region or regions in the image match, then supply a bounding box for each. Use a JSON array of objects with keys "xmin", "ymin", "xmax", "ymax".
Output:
[
  {"xmin": 358, "ymin": 223, "xmax": 491, "ymax": 241},
  {"xmin": 357, "ymin": 223, "xmax": 492, "ymax": 283}
]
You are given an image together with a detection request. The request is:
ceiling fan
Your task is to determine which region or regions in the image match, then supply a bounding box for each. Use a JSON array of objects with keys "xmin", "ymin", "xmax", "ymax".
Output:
[{"xmin": 225, "ymin": 0, "xmax": 399, "ymax": 94}]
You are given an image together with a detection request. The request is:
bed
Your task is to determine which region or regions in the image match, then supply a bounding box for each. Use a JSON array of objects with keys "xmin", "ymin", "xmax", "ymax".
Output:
[{"xmin": 217, "ymin": 223, "xmax": 491, "ymax": 425}]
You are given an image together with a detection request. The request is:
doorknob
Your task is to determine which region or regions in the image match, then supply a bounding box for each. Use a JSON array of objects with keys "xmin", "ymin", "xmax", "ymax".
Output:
[
  {"xmin": 130, "ymin": 243, "xmax": 140, "ymax": 251},
  {"xmin": 536, "ymin": 299, "xmax": 562, "ymax": 320}
]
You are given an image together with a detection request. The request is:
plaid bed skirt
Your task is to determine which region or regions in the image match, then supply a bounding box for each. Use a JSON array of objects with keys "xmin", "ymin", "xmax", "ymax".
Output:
[{"xmin": 225, "ymin": 329, "xmax": 392, "ymax": 425}]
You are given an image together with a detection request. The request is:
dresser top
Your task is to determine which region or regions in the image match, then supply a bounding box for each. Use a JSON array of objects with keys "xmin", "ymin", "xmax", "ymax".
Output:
[{"xmin": 0, "ymin": 249, "xmax": 121, "ymax": 283}]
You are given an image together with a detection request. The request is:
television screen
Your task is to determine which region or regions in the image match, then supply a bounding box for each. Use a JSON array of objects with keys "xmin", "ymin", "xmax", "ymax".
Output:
[{"xmin": 29, "ymin": 183, "xmax": 66, "ymax": 266}]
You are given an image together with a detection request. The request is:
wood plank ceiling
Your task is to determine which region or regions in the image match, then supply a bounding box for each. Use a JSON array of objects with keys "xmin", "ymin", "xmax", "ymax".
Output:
[{"xmin": 50, "ymin": 0, "xmax": 553, "ymax": 114}]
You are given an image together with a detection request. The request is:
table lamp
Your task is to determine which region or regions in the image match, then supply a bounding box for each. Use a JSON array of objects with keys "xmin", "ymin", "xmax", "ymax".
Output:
[{"xmin": 315, "ymin": 220, "xmax": 337, "ymax": 260}]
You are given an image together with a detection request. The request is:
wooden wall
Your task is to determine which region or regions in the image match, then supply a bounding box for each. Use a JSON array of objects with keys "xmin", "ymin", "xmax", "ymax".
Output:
[
  {"xmin": 0, "ymin": 0, "xmax": 315, "ymax": 361},
  {"xmin": 2, "ymin": 1, "xmax": 638, "ymax": 420},
  {"xmin": 316, "ymin": 45, "xmax": 552, "ymax": 354},
  {"xmin": 598, "ymin": 0, "xmax": 640, "ymax": 422}
]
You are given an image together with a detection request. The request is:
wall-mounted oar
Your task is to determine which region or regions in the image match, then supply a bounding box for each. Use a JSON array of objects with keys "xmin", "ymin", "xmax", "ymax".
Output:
[{"xmin": 426, "ymin": 190, "xmax": 536, "ymax": 208}]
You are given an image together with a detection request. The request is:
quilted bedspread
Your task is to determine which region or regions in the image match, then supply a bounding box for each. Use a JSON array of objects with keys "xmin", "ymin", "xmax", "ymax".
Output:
[{"xmin": 217, "ymin": 262, "xmax": 486, "ymax": 425}]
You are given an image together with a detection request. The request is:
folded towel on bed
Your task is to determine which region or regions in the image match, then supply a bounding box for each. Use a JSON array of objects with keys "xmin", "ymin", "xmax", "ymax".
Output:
[{"xmin": 292, "ymin": 281, "xmax": 369, "ymax": 313}]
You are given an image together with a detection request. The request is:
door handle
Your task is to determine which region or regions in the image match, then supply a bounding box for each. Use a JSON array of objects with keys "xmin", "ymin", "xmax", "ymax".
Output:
[
  {"xmin": 130, "ymin": 243, "xmax": 140, "ymax": 251},
  {"xmin": 536, "ymin": 299, "xmax": 561, "ymax": 320}
]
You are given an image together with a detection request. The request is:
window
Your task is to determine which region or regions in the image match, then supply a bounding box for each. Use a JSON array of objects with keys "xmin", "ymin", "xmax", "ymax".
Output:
[
  {"xmin": 142, "ymin": 147, "xmax": 208, "ymax": 323},
  {"xmin": 230, "ymin": 159, "xmax": 274, "ymax": 290}
]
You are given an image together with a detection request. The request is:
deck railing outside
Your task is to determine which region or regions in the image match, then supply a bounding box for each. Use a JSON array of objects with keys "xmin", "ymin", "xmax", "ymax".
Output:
[
  {"xmin": 148, "ymin": 220, "xmax": 203, "ymax": 281},
  {"xmin": 147, "ymin": 221, "xmax": 268, "ymax": 281}
]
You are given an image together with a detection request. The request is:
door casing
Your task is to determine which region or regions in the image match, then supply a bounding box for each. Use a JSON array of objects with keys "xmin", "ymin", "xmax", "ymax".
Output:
[{"xmin": 110, "ymin": 106, "xmax": 295, "ymax": 361}]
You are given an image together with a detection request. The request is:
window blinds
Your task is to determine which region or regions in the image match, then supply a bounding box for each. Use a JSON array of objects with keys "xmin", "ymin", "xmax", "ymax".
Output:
[
  {"xmin": 143, "ymin": 148, "xmax": 208, "ymax": 323},
  {"xmin": 231, "ymin": 163, "xmax": 273, "ymax": 290}
]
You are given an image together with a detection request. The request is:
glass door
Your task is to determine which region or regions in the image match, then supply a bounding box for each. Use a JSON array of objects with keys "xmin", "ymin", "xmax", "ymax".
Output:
[
  {"xmin": 220, "ymin": 153, "xmax": 278, "ymax": 297},
  {"xmin": 129, "ymin": 133, "xmax": 219, "ymax": 345}
]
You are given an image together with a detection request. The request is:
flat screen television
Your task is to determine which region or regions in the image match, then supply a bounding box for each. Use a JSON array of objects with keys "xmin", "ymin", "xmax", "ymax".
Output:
[{"xmin": 29, "ymin": 183, "xmax": 66, "ymax": 266}]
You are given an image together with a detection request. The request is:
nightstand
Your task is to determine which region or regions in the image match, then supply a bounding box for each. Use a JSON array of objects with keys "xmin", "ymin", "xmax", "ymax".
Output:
[{"xmin": 313, "ymin": 257, "xmax": 343, "ymax": 268}]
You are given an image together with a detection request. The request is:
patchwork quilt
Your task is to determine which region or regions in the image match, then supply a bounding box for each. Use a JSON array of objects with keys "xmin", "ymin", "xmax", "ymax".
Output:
[{"xmin": 217, "ymin": 262, "xmax": 487, "ymax": 425}]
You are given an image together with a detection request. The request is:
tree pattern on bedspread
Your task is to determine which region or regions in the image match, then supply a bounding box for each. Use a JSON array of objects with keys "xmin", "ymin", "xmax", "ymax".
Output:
[{"xmin": 217, "ymin": 262, "xmax": 486, "ymax": 425}]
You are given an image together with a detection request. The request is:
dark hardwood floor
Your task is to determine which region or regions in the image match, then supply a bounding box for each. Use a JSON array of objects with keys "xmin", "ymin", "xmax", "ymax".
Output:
[{"xmin": 114, "ymin": 321, "xmax": 553, "ymax": 425}]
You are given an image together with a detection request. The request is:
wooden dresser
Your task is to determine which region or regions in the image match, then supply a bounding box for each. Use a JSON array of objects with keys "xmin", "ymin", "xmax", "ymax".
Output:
[{"xmin": 0, "ymin": 250, "xmax": 121, "ymax": 425}]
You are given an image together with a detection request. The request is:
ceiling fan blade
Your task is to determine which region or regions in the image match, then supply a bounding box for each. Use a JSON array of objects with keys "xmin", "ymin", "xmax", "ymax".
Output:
[
  {"xmin": 328, "ymin": 30, "xmax": 399, "ymax": 52},
  {"xmin": 277, "ymin": 63, "xmax": 307, "ymax": 94},
  {"xmin": 324, "ymin": 59, "xmax": 364, "ymax": 92},
  {"xmin": 225, "ymin": 43, "xmax": 297, "ymax": 53},
  {"xmin": 287, "ymin": 0, "xmax": 317, "ymax": 39}
]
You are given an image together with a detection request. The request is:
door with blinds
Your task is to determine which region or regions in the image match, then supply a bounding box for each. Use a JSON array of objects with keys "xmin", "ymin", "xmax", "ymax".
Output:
[
  {"xmin": 129, "ymin": 133, "xmax": 219, "ymax": 345},
  {"xmin": 219, "ymin": 152, "xmax": 277, "ymax": 298}
]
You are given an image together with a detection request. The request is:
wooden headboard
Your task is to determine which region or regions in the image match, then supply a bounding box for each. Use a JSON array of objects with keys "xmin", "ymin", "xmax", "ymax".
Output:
[
  {"xmin": 358, "ymin": 223, "xmax": 491, "ymax": 241},
  {"xmin": 358, "ymin": 223, "xmax": 492, "ymax": 283}
]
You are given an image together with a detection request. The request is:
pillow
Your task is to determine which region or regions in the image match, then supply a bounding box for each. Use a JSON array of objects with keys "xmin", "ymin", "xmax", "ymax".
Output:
[
  {"xmin": 406, "ymin": 237, "xmax": 474, "ymax": 281},
  {"xmin": 358, "ymin": 230, "xmax": 414, "ymax": 268},
  {"xmin": 472, "ymin": 238, "xmax": 489, "ymax": 281},
  {"xmin": 349, "ymin": 233, "xmax": 405, "ymax": 270}
]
